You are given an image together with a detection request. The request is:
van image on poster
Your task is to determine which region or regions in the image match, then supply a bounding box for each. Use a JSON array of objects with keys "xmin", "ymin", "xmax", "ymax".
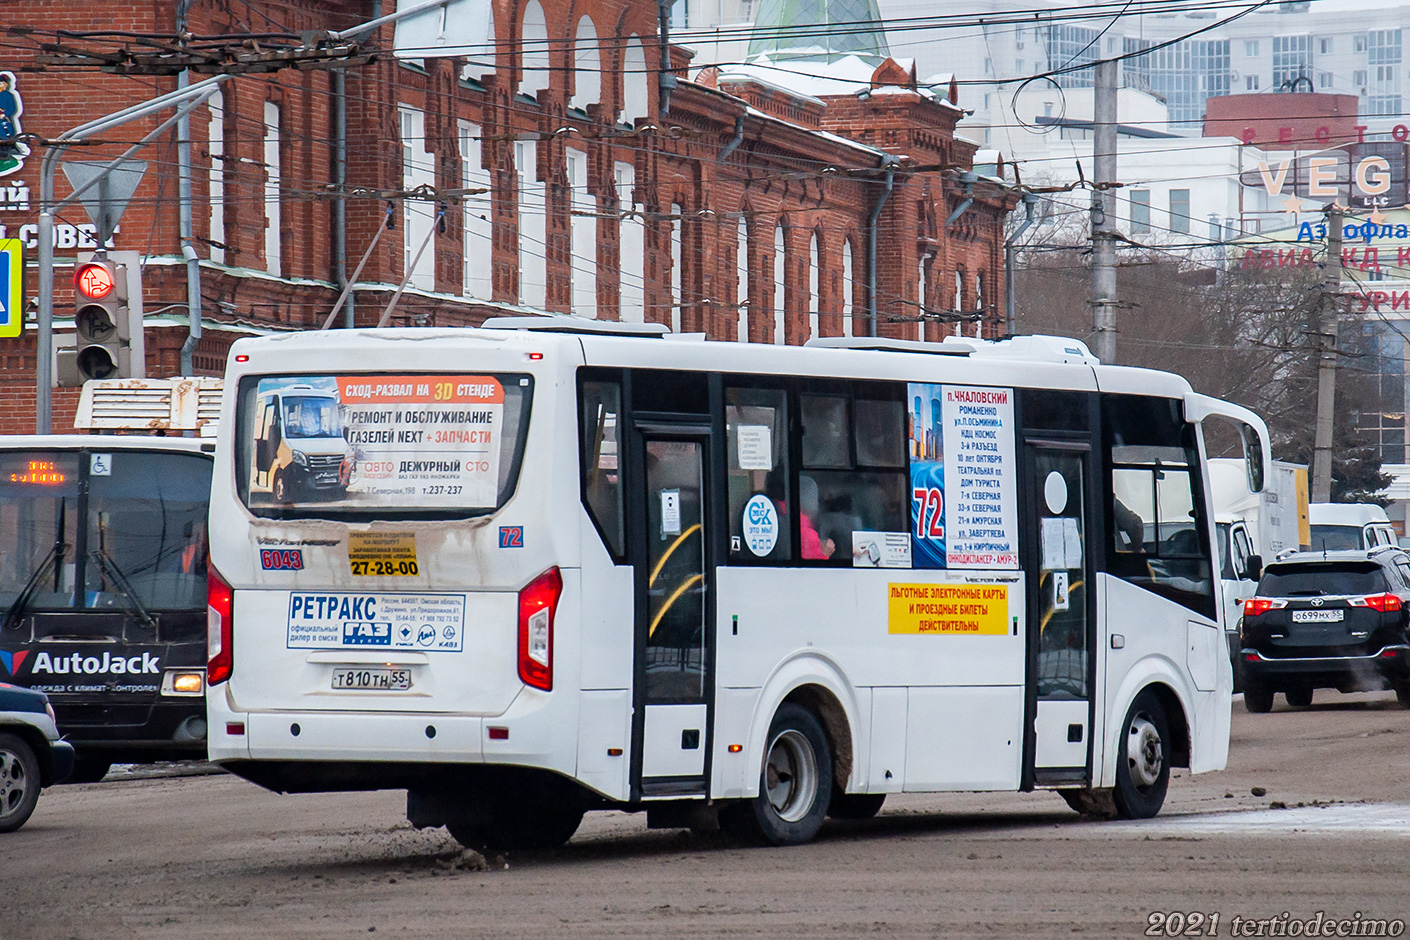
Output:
[{"xmin": 244, "ymin": 374, "xmax": 508, "ymax": 509}]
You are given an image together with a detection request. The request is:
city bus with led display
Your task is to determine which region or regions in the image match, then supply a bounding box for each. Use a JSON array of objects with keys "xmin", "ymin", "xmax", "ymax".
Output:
[
  {"xmin": 206, "ymin": 321, "xmax": 1268, "ymax": 849},
  {"xmin": 0, "ymin": 436, "xmax": 214, "ymax": 782}
]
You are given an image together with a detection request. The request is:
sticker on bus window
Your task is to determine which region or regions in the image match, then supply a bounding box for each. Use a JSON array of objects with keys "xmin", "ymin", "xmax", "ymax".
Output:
[
  {"xmin": 907, "ymin": 384, "xmax": 1020, "ymax": 570},
  {"xmin": 246, "ymin": 374, "xmax": 505, "ymax": 510},
  {"xmin": 735, "ymin": 425, "xmax": 773, "ymax": 470},
  {"xmin": 887, "ymin": 582, "xmax": 1010, "ymax": 635},
  {"xmin": 286, "ymin": 592, "xmax": 465, "ymax": 651},
  {"xmin": 851, "ymin": 531, "xmax": 911, "ymax": 568},
  {"xmin": 742, "ymin": 493, "xmax": 779, "ymax": 557},
  {"xmin": 348, "ymin": 531, "xmax": 419, "ymax": 577}
]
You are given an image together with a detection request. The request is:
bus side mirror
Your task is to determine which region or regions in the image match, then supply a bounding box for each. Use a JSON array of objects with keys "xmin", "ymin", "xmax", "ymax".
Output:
[{"xmin": 1245, "ymin": 554, "xmax": 1263, "ymax": 583}]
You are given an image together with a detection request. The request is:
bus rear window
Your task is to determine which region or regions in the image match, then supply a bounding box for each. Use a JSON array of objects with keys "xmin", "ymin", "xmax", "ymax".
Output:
[{"xmin": 235, "ymin": 373, "xmax": 533, "ymax": 519}]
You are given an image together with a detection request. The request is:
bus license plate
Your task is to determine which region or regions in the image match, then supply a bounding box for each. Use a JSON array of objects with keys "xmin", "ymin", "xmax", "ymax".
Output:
[
  {"xmin": 1292, "ymin": 609, "xmax": 1344, "ymax": 623},
  {"xmin": 331, "ymin": 667, "xmax": 412, "ymax": 691}
]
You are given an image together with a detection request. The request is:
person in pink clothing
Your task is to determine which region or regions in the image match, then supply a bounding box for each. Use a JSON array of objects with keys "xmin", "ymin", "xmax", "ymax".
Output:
[{"xmin": 798, "ymin": 476, "xmax": 834, "ymax": 560}]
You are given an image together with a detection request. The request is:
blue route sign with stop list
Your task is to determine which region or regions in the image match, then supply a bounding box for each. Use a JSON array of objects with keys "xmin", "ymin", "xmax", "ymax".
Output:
[{"xmin": 0, "ymin": 238, "xmax": 20, "ymax": 338}]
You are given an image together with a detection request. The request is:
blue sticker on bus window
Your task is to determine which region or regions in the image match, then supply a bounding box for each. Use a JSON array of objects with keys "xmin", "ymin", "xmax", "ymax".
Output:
[{"xmin": 499, "ymin": 526, "xmax": 524, "ymax": 548}]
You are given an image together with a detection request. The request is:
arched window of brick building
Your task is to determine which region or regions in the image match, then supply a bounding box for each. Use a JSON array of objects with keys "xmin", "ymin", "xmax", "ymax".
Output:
[
  {"xmin": 567, "ymin": 147, "xmax": 596, "ymax": 317},
  {"xmin": 616, "ymin": 161, "xmax": 645, "ymax": 320},
  {"xmin": 974, "ymin": 271, "xmax": 985, "ymax": 338},
  {"xmin": 519, "ymin": 0, "xmax": 550, "ymax": 100},
  {"xmin": 460, "ymin": 120, "xmax": 492, "ymax": 300},
  {"xmin": 400, "ymin": 106, "xmax": 435, "ymax": 292},
  {"xmin": 841, "ymin": 237, "xmax": 854, "ymax": 337},
  {"xmin": 737, "ymin": 215, "xmax": 749, "ymax": 342},
  {"xmin": 808, "ymin": 229, "xmax": 820, "ymax": 340},
  {"xmin": 670, "ymin": 200, "xmax": 683, "ymax": 333},
  {"xmin": 622, "ymin": 36, "xmax": 649, "ymax": 123},
  {"xmin": 918, "ymin": 254, "xmax": 929, "ymax": 342},
  {"xmin": 459, "ymin": 3, "xmax": 496, "ymax": 82},
  {"xmin": 571, "ymin": 17, "xmax": 601, "ymax": 113},
  {"xmin": 516, "ymin": 138, "xmax": 547, "ymax": 308},
  {"xmin": 953, "ymin": 269, "xmax": 965, "ymax": 338},
  {"xmin": 773, "ymin": 221, "xmax": 785, "ymax": 345},
  {"xmin": 263, "ymin": 100, "xmax": 281, "ymax": 278},
  {"xmin": 208, "ymin": 90, "xmax": 224, "ymax": 266}
]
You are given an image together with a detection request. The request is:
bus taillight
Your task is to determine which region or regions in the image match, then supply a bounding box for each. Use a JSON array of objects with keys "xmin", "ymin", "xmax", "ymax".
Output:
[
  {"xmin": 207, "ymin": 566, "xmax": 235, "ymax": 685},
  {"xmin": 518, "ymin": 567, "xmax": 562, "ymax": 691}
]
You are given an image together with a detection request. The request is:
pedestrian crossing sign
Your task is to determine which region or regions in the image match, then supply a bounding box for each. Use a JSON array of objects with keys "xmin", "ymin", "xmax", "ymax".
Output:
[{"xmin": 0, "ymin": 238, "xmax": 20, "ymax": 338}]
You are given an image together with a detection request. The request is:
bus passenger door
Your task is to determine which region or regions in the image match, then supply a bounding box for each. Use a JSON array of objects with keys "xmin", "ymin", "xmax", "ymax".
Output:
[
  {"xmin": 1024, "ymin": 443, "xmax": 1095, "ymax": 787},
  {"xmin": 631, "ymin": 430, "xmax": 713, "ymax": 796}
]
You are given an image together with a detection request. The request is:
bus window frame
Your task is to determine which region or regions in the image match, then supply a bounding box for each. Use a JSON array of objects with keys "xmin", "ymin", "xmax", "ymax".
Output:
[
  {"xmin": 1101, "ymin": 393, "xmax": 1217, "ymax": 621},
  {"xmin": 233, "ymin": 372, "xmax": 535, "ymax": 523}
]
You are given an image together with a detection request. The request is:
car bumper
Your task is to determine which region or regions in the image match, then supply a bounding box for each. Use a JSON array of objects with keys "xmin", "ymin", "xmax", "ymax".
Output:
[
  {"xmin": 1240, "ymin": 645, "xmax": 1410, "ymax": 689},
  {"xmin": 48, "ymin": 739, "xmax": 75, "ymax": 785}
]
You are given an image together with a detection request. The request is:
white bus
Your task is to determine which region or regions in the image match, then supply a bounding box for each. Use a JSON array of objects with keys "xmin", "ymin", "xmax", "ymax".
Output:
[{"xmin": 206, "ymin": 321, "xmax": 1268, "ymax": 848}]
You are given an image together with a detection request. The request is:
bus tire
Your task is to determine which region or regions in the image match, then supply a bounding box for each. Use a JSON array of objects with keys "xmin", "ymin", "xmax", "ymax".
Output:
[
  {"xmin": 1243, "ymin": 686, "xmax": 1274, "ymax": 713},
  {"xmin": 0, "ymin": 733, "xmax": 42, "ymax": 833},
  {"xmin": 63, "ymin": 754, "xmax": 112, "ymax": 784},
  {"xmin": 726, "ymin": 704, "xmax": 832, "ymax": 846},
  {"xmin": 1113, "ymin": 689, "xmax": 1170, "ymax": 820},
  {"xmin": 827, "ymin": 790, "xmax": 886, "ymax": 820},
  {"xmin": 485, "ymin": 804, "xmax": 584, "ymax": 851},
  {"xmin": 1059, "ymin": 787, "xmax": 1117, "ymax": 818}
]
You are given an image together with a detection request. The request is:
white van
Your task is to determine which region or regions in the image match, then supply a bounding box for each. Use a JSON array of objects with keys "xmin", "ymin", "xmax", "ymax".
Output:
[
  {"xmin": 248, "ymin": 384, "xmax": 350, "ymax": 504},
  {"xmin": 1308, "ymin": 503, "xmax": 1397, "ymax": 552}
]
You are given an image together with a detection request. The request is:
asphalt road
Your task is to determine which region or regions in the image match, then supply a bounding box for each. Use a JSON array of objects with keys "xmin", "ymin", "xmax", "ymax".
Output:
[{"xmin": 8, "ymin": 691, "xmax": 1410, "ymax": 940}]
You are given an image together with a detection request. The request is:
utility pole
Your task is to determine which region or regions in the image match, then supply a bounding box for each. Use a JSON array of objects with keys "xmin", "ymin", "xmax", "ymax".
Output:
[
  {"xmin": 1312, "ymin": 205, "xmax": 1344, "ymax": 503},
  {"xmin": 1090, "ymin": 57, "xmax": 1118, "ymax": 363}
]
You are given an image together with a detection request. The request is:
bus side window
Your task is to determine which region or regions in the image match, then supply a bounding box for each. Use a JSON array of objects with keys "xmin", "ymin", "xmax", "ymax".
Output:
[
  {"xmin": 579, "ymin": 379, "xmax": 625, "ymax": 559},
  {"xmin": 1104, "ymin": 394, "xmax": 1215, "ymax": 619},
  {"xmin": 726, "ymin": 386, "xmax": 793, "ymax": 563},
  {"xmin": 801, "ymin": 389, "xmax": 908, "ymax": 563}
]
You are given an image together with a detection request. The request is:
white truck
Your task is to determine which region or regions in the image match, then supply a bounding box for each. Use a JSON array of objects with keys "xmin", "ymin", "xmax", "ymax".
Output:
[
  {"xmin": 1308, "ymin": 502, "xmax": 1398, "ymax": 551},
  {"xmin": 1210, "ymin": 458, "xmax": 1309, "ymax": 669}
]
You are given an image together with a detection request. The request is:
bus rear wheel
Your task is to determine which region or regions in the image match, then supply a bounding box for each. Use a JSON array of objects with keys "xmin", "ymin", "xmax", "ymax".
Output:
[
  {"xmin": 725, "ymin": 704, "xmax": 832, "ymax": 846},
  {"xmin": 1113, "ymin": 689, "xmax": 1170, "ymax": 820}
]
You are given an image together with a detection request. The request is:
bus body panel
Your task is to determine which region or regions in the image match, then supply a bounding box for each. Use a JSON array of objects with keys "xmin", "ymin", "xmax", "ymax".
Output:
[
  {"xmin": 902, "ymin": 685, "xmax": 1023, "ymax": 791},
  {"xmin": 226, "ymin": 587, "xmax": 522, "ymax": 715},
  {"xmin": 576, "ymin": 538, "xmax": 632, "ymax": 691},
  {"xmin": 866, "ymin": 687, "xmax": 907, "ymax": 794},
  {"xmin": 715, "ymin": 568, "xmax": 1026, "ymax": 690},
  {"xmin": 727, "ymin": 648, "xmax": 863, "ymax": 801},
  {"xmin": 576, "ymin": 689, "xmax": 632, "ymax": 800}
]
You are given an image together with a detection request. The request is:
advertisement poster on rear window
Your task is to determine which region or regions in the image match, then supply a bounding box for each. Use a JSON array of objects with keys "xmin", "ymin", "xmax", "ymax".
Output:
[
  {"xmin": 247, "ymin": 375, "xmax": 505, "ymax": 509},
  {"xmin": 907, "ymin": 384, "xmax": 1019, "ymax": 569}
]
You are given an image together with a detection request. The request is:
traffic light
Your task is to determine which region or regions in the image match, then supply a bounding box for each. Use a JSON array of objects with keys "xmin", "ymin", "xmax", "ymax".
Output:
[{"xmin": 58, "ymin": 254, "xmax": 141, "ymax": 386}]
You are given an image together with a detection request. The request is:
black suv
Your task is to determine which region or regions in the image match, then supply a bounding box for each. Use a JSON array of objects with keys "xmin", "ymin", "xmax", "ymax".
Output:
[
  {"xmin": 1240, "ymin": 547, "xmax": 1410, "ymax": 712},
  {"xmin": 1, "ymin": 682, "xmax": 75, "ymax": 832}
]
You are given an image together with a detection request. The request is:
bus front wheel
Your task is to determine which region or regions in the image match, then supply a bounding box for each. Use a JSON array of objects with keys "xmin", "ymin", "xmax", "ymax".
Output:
[
  {"xmin": 725, "ymin": 704, "xmax": 832, "ymax": 846},
  {"xmin": 1113, "ymin": 689, "xmax": 1170, "ymax": 820}
]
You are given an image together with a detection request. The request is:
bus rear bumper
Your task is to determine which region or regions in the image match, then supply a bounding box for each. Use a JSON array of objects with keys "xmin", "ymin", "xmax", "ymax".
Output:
[{"xmin": 207, "ymin": 688, "xmax": 577, "ymax": 791}]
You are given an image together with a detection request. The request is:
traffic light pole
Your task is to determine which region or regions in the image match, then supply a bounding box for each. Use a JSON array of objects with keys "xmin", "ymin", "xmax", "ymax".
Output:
[{"xmin": 35, "ymin": 75, "xmax": 228, "ymax": 433}]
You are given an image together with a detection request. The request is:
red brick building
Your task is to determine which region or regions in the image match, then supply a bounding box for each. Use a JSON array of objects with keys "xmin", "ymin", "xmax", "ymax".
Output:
[{"xmin": 0, "ymin": 0, "xmax": 1014, "ymax": 433}]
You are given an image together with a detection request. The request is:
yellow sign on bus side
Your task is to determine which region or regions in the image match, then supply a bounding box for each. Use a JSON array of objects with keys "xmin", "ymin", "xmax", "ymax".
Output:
[{"xmin": 888, "ymin": 582, "xmax": 1010, "ymax": 635}]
